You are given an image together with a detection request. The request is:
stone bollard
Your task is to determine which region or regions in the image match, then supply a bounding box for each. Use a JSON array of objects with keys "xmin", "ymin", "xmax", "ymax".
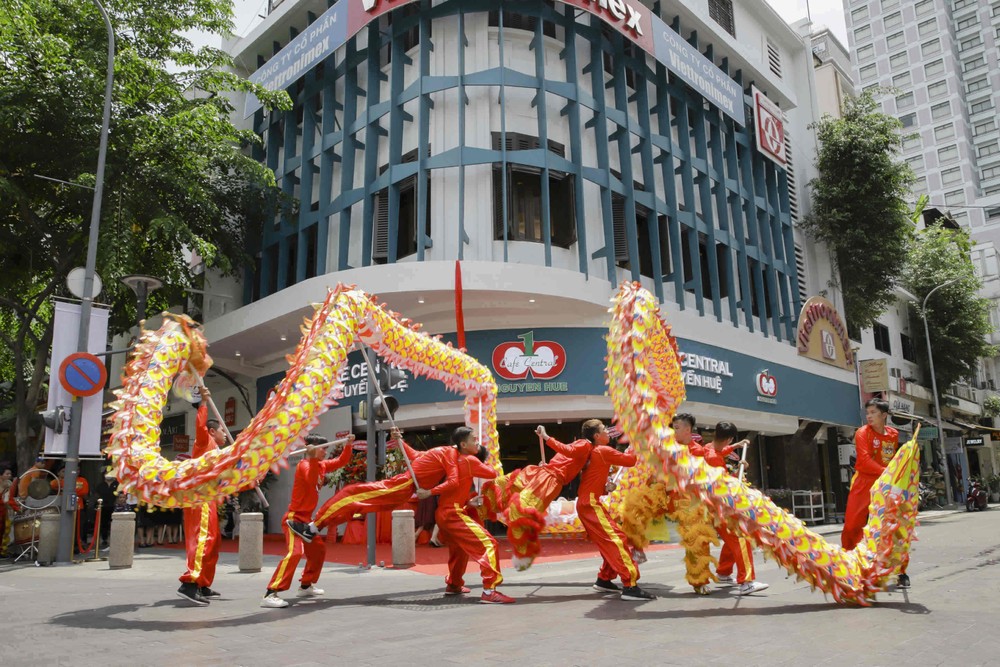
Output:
[
  {"xmin": 391, "ymin": 509, "xmax": 415, "ymax": 568},
  {"xmin": 36, "ymin": 513, "xmax": 60, "ymax": 565},
  {"xmin": 109, "ymin": 512, "xmax": 136, "ymax": 569},
  {"xmin": 238, "ymin": 512, "xmax": 264, "ymax": 572}
]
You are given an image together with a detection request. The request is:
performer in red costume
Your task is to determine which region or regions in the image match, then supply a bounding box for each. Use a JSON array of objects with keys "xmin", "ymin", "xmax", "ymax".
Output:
[
  {"xmin": 841, "ymin": 397, "xmax": 908, "ymax": 588},
  {"xmin": 690, "ymin": 421, "xmax": 769, "ymax": 596},
  {"xmin": 436, "ymin": 426, "xmax": 514, "ymax": 604},
  {"xmin": 569, "ymin": 420, "xmax": 656, "ymax": 601},
  {"xmin": 261, "ymin": 433, "xmax": 355, "ymax": 608},
  {"xmin": 287, "ymin": 428, "xmax": 456, "ymax": 542},
  {"xmin": 177, "ymin": 397, "xmax": 227, "ymax": 606}
]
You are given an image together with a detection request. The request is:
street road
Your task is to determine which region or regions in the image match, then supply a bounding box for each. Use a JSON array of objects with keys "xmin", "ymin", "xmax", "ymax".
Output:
[{"xmin": 2, "ymin": 509, "xmax": 998, "ymax": 666}]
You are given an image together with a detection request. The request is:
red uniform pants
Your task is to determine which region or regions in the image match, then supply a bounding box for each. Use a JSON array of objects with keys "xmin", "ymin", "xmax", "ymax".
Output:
[
  {"xmin": 716, "ymin": 524, "xmax": 755, "ymax": 584},
  {"xmin": 267, "ymin": 511, "xmax": 327, "ymax": 592},
  {"xmin": 577, "ymin": 495, "xmax": 639, "ymax": 588},
  {"xmin": 314, "ymin": 476, "xmax": 414, "ymax": 530},
  {"xmin": 179, "ymin": 502, "xmax": 219, "ymax": 587},
  {"xmin": 436, "ymin": 502, "xmax": 503, "ymax": 590},
  {"xmin": 841, "ymin": 472, "xmax": 878, "ymax": 550}
]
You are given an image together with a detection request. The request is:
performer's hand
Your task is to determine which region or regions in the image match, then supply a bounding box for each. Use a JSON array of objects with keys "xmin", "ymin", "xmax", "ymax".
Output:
[
  {"xmin": 390, "ymin": 428, "xmax": 402, "ymax": 441},
  {"xmin": 605, "ymin": 481, "xmax": 617, "ymax": 494},
  {"xmin": 535, "ymin": 425, "xmax": 547, "ymax": 439},
  {"xmin": 736, "ymin": 439, "xmax": 750, "ymax": 450},
  {"xmin": 415, "ymin": 488, "xmax": 431, "ymax": 499}
]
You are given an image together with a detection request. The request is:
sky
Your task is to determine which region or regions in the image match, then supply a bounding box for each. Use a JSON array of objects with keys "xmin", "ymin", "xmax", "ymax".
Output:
[{"xmin": 227, "ymin": 0, "xmax": 850, "ymax": 45}]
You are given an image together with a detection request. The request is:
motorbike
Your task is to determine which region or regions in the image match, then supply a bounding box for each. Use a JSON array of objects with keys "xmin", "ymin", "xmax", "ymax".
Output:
[{"xmin": 966, "ymin": 477, "xmax": 989, "ymax": 512}]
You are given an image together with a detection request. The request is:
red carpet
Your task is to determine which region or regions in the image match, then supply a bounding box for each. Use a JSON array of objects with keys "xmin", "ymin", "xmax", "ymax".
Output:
[{"xmin": 160, "ymin": 534, "xmax": 679, "ymax": 578}]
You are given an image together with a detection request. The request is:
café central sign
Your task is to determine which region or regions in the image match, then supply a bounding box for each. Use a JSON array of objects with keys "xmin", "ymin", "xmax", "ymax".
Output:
[{"xmin": 796, "ymin": 296, "xmax": 854, "ymax": 370}]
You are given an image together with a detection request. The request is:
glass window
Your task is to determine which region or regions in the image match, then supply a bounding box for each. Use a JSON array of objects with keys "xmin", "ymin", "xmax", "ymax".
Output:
[
  {"xmin": 931, "ymin": 102, "xmax": 951, "ymax": 120},
  {"xmin": 975, "ymin": 120, "xmax": 997, "ymax": 136},
  {"xmin": 881, "ymin": 0, "xmax": 899, "ymax": 8},
  {"xmin": 960, "ymin": 36, "xmax": 983, "ymax": 51},
  {"xmin": 968, "ymin": 78, "xmax": 991, "ymax": 93},
  {"xmin": 972, "ymin": 99, "xmax": 995, "ymax": 115},
  {"xmin": 934, "ymin": 124, "xmax": 955, "ymax": 141},
  {"xmin": 874, "ymin": 323, "xmax": 892, "ymax": 354},
  {"xmin": 980, "ymin": 143, "xmax": 1000, "ymax": 158},
  {"xmin": 921, "ymin": 39, "xmax": 942, "ymax": 57},
  {"xmin": 928, "ymin": 81, "xmax": 948, "ymax": 99},
  {"xmin": 944, "ymin": 189, "xmax": 965, "ymax": 206},
  {"xmin": 942, "ymin": 167, "xmax": 962, "ymax": 185},
  {"xmin": 855, "ymin": 25, "xmax": 873, "ymax": 43},
  {"xmin": 984, "ymin": 166, "xmax": 1000, "ymax": 180},
  {"xmin": 924, "ymin": 59, "xmax": 945, "ymax": 77},
  {"xmin": 890, "ymin": 52, "xmax": 909, "ymax": 70},
  {"xmin": 918, "ymin": 19, "xmax": 937, "ymax": 37},
  {"xmin": 896, "ymin": 92, "xmax": 915, "ymax": 109},
  {"xmin": 901, "ymin": 333, "xmax": 916, "ymax": 362},
  {"xmin": 902, "ymin": 134, "xmax": 921, "ymax": 152},
  {"xmin": 915, "ymin": 0, "xmax": 934, "ymax": 14},
  {"xmin": 857, "ymin": 44, "xmax": 876, "ymax": 62},
  {"xmin": 938, "ymin": 145, "xmax": 959, "ymax": 163},
  {"xmin": 851, "ymin": 6, "xmax": 870, "ymax": 23},
  {"xmin": 892, "ymin": 72, "xmax": 911, "ymax": 88},
  {"xmin": 883, "ymin": 12, "xmax": 903, "ymax": 29},
  {"xmin": 900, "ymin": 112, "xmax": 917, "ymax": 128},
  {"xmin": 957, "ymin": 16, "xmax": 979, "ymax": 30},
  {"xmin": 861, "ymin": 63, "xmax": 878, "ymax": 81},
  {"xmin": 964, "ymin": 56, "xmax": 985, "ymax": 71},
  {"xmin": 913, "ymin": 175, "xmax": 928, "ymax": 193},
  {"xmin": 886, "ymin": 31, "xmax": 905, "ymax": 49},
  {"xmin": 907, "ymin": 154, "xmax": 925, "ymax": 171}
]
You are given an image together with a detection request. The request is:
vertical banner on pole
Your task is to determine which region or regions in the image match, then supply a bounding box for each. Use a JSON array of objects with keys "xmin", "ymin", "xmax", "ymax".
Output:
[{"xmin": 45, "ymin": 301, "xmax": 110, "ymax": 457}]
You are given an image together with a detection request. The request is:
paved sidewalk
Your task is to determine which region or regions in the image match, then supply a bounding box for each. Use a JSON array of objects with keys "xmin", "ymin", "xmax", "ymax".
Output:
[{"xmin": 1, "ymin": 507, "xmax": 995, "ymax": 667}]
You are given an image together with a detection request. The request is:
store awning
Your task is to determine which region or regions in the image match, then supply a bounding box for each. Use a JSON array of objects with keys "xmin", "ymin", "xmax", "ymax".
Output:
[
  {"xmin": 890, "ymin": 410, "xmax": 936, "ymax": 425},
  {"xmin": 949, "ymin": 417, "xmax": 985, "ymax": 431},
  {"xmin": 942, "ymin": 420, "xmax": 973, "ymax": 433}
]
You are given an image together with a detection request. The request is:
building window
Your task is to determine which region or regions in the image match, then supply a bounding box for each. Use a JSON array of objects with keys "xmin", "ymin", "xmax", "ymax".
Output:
[
  {"xmin": 883, "ymin": 12, "xmax": 903, "ymax": 30},
  {"xmin": 372, "ymin": 149, "xmax": 431, "ymax": 264},
  {"xmin": 964, "ymin": 56, "xmax": 986, "ymax": 72},
  {"xmin": 984, "ymin": 166, "xmax": 1000, "ymax": 180},
  {"xmin": 488, "ymin": 3, "xmax": 556, "ymax": 38},
  {"xmin": 902, "ymin": 134, "xmax": 921, "ymax": 152},
  {"xmin": 927, "ymin": 81, "xmax": 948, "ymax": 99},
  {"xmin": 881, "ymin": 0, "xmax": 900, "ymax": 8},
  {"xmin": 850, "ymin": 6, "xmax": 870, "ymax": 23},
  {"xmin": 901, "ymin": 333, "xmax": 916, "ymax": 362},
  {"xmin": 916, "ymin": 0, "xmax": 934, "ymax": 15},
  {"xmin": 938, "ymin": 145, "xmax": 959, "ymax": 163},
  {"xmin": 896, "ymin": 92, "xmax": 915, "ymax": 110},
  {"xmin": 491, "ymin": 134, "xmax": 575, "ymax": 249},
  {"xmin": 960, "ymin": 35, "xmax": 983, "ymax": 51},
  {"xmin": 854, "ymin": 25, "xmax": 872, "ymax": 43},
  {"xmin": 972, "ymin": 99, "xmax": 995, "ymax": 115},
  {"xmin": 601, "ymin": 23, "xmax": 640, "ymax": 89},
  {"xmin": 907, "ymin": 154, "xmax": 925, "ymax": 171},
  {"xmin": 913, "ymin": 175, "xmax": 927, "ymax": 193},
  {"xmin": 954, "ymin": 0, "xmax": 975, "ymax": 9},
  {"xmin": 886, "ymin": 31, "xmax": 905, "ymax": 49},
  {"xmin": 380, "ymin": 4, "xmax": 428, "ymax": 66},
  {"xmin": 899, "ymin": 113, "xmax": 917, "ymax": 129},
  {"xmin": 688, "ymin": 232, "xmax": 731, "ymax": 299},
  {"xmin": 857, "ymin": 44, "xmax": 875, "ymax": 63},
  {"xmin": 860, "ymin": 63, "xmax": 878, "ymax": 81},
  {"xmin": 968, "ymin": 77, "xmax": 991, "ymax": 93},
  {"xmin": 931, "ymin": 102, "xmax": 951, "ymax": 120},
  {"xmin": 925, "ymin": 59, "xmax": 945, "ymax": 78},
  {"xmin": 957, "ymin": 16, "xmax": 979, "ymax": 30},
  {"xmin": 942, "ymin": 167, "xmax": 962, "ymax": 185},
  {"xmin": 921, "ymin": 39, "xmax": 942, "ymax": 57},
  {"xmin": 889, "ymin": 52, "xmax": 908, "ymax": 70},
  {"xmin": 934, "ymin": 124, "xmax": 955, "ymax": 141},
  {"xmin": 709, "ymin": 0, "xmax": 736, "ymax": 37},
  {"xmin": 945, "ymin": 189, "xmax": 965, "ymax": 206},
  {"xmin": 980, "ymin": 143, "xmax": 1000, "ymax": 158},
  {"xmin": 974, "ymin": 120, "xmax": 996, "ymax": 136},
  {"xmin": 874, "ymin": 323, "xmax": 892, "ymax": 354},
  {"xmin": 918, "ymin": 19, "xmax": 937, "ymax": 37},
  {"xmin": 892, "ymin": 72, "xmax": 911, "ymax": 88},
  {"xmin": 612, "ymin": 192, "xmax": 671, "ymax": 280}
]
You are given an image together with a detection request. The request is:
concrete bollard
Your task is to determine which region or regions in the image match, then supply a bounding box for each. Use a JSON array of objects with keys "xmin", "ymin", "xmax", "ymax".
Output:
[
  {"xmin": 238, "ymin": 512, "xmax": 264, "ymax": 572},
  {"xmin": 37, "ymin": 513, "xmax": 60, "ymax": 565},
  {"xmin": 391, "ymin": 509, "xmax": 415, "ymax": 568},
  {"xmin": 109, "ymin": 512, "xmax": 136, "ymax": 569}
]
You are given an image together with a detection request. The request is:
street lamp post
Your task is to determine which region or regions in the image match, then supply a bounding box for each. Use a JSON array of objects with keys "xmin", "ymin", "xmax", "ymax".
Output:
[
  {"xmin": 121, "ymin": 275, "xmax": 164, "ymax": 326},
  {"xmin": 918, "ymin": 278, "xmax": 960, "ymax": 507},
  {"xmin": 55, "ymin": 0, "xmax": 115, "ymax": 564}
]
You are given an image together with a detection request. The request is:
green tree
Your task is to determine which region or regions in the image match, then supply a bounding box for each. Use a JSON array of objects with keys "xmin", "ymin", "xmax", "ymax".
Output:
[
  {"xmin": 0, "ymin": 0, "xmax": 290, "ymax": 474},
  {"xmin": 903, "ymin": 226, "xmax": 996, "ymax": 395},
  {"xmin": 803, "ymin": 91, "xmax": 914, "ymax": 330}
]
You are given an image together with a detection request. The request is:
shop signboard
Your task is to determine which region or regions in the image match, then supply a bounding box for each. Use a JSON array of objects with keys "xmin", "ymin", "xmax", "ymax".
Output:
[
  {"xmin": 859, "ymin": 359, "xmax": 889, "ymax": 393},
  {"xmin": 245, "ymin": 0, "xmax": 746, "ymax": 125},
  {"xmin": 795, "ymin": 296, "xmax": 854, "ymax": 370}
]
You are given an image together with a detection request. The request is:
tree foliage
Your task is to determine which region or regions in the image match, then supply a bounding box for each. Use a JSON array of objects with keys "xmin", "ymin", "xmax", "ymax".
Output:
[
  {"xmin": 803, "ymin": 91, "xmax": 914, "ymax": 330},
  {"xmin": 903, "ymin": 226, "xmax": 996, "ymax": 395},
  {"xmin": 0, "ymin": 0, "xmax": 290, "ymax": 473}
]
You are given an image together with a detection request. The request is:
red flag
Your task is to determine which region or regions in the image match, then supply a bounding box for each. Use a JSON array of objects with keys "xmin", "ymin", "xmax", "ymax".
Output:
[{"xmin": 455, "ymin": 260, "xmax": 466, "ymax": 349}]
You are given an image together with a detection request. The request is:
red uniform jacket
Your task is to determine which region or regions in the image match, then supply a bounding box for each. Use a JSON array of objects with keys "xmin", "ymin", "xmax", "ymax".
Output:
[
  {"xmin": 438, "ymin": 450, "xmax": 498, "ymax": 508},
  {"xmin": 288, "ymin": 445, "xmax": 354, "ymax": 515},
  {"xmin": 543, "ymin": 437, "xmax": 592, "ymax": 485},
  {"xmin": 689, "ymin": 441, "xmax": 737, "ymax": 469},
  {"xmin": 579, "ymin": 445, "xmax": 637, "ymax": 499},
  {"xmin": 853, "ymin": 424, "xmax": 900, "ymax": 477},
  {"xmin": 193, "ymin": 403, "xmax": 219, "ymax": 458},
  {"xmin": 396, "ymin": 444, "xmax": 455, "ymax": 495}
]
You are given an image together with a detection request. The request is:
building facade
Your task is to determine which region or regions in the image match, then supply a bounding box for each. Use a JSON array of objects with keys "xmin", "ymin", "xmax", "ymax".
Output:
[
  {"xmin": 151, "ymin": 0, "xmax": 866, "ymax": 528},
  {"xmin": 844, "ymin": 0, "xmax": 1000, "ymax": 496}
]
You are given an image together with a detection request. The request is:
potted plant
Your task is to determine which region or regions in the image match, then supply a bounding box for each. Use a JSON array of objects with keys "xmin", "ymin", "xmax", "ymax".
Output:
[{"xmin": 987, "ymin": 473, "xmax": 1000, "ymax": 503}]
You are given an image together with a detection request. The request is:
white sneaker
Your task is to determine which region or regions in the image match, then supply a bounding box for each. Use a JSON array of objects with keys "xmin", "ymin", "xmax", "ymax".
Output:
[
  {"xmin": 738, "ymin": 581, "xmax": 769, "ymax": 595},
  {"xmin": 296, "ymin": 585, "xmax": 324, "ymax": 597},
  {"xmin": 260, "ymin": 594, "xmax": 288, "ymax": 608},
  {"xmin": 716, "ymin": 574, "xmax": 736, "ymax": 586}
]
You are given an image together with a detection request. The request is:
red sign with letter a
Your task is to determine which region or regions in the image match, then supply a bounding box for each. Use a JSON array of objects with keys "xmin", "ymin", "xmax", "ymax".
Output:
[{"xmin": 224, "ymin": 397, "xmax": 237, "ymax": 427}]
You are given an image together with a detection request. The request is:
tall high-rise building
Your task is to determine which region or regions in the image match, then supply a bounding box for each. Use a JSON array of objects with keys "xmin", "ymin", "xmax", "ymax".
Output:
[{"xmin": 845, "ymin": 0, "xmax": 1000, "ymax": 237}]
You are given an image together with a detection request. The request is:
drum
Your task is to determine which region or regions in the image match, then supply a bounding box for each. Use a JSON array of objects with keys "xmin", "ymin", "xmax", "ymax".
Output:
[{"xmin": 12, "ymin": 515, "xmax": 38, "ymax": 544}]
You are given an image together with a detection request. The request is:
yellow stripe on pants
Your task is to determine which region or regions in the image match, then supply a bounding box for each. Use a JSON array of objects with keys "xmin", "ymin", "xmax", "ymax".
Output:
[
  {"xmin": 456, "ymin": 504, "xmax": 502, "ymax": 587},
  {"xmin": 269, "ymin": 512, "xmax": 298, "ymax": 589},
  {"xmin": 190, "ymin": 504, "xmax": 212, "ymax": 582},
  {"xmin": 590, "ymin": 496, "xmax": 638, "ymax": 585},
  {"xmin": 315, "ymin": 479, "xmax": 412, "ymax": 526}
]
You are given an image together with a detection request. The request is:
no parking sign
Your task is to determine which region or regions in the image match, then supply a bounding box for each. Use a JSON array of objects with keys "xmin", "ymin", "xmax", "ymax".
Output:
[{"xmin": 59, "ymin": 352, "xmax": 107, "ymax": 398}]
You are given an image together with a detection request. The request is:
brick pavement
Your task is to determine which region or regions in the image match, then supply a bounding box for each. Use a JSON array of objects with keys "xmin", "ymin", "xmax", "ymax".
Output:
[{"xmin": 2, "ymin": 509, "xmax": 997, "ymax": 667}]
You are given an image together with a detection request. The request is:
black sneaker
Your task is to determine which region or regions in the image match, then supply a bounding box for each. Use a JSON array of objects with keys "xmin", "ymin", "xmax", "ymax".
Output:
[
  {"xmin": 286, "ymin": 519, "xmax": 316, "ymax": 543},
  {"xmin": 897, "ymin": 573, "xmax": 911, "ymax": 589},
  {"xmin": 199, "ymin": 587, "xmax": 221, "ymax": 599},
  {"xmin": 176, "ymin": 583, "xmax": 209, "ymax": 606},
  {"xmin": 620, "ymin": 586, "xmax": 656, "ymax": 601},
  {"xmin": 592, "ymin": 578, "xmax": 620, "ymax": 593}
]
